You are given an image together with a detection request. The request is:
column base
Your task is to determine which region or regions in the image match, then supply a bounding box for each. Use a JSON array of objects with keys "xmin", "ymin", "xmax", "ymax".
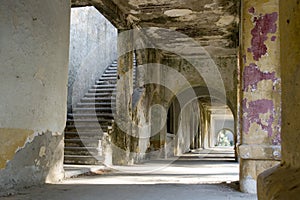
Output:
[
  {"xmin": 238, "ymin": 145, "xmax": 281, "ymax": 193},
  {"xmin": 240, "ymin": 159, "xmax": 279, "ymax": 193}
]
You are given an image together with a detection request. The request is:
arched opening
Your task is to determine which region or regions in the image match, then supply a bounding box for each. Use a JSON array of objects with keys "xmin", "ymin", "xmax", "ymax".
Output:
[{"xmin": 216, "ymin": 129, "xmax": 234, "ymax": 147}]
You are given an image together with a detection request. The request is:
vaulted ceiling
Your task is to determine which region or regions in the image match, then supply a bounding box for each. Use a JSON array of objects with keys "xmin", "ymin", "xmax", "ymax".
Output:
[{"xmin": 71, "ymin": 0, "xmax": 240, "ymax": 56}]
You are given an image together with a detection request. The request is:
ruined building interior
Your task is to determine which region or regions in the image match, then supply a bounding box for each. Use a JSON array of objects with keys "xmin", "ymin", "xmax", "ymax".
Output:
[{"xmin": 0, "ymin": 0, "xmax": 300, "ymax": 199}]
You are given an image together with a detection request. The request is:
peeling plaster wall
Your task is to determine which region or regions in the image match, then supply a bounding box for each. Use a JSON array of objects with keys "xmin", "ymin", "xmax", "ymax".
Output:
[
  {"xmin": 0, "ymin": 0, "xmax": 70, "ymax": 195},
  {"xmin": 68, "ymin": 6, "xmax": 117, "ymax": 112},
  {"xmin": 258, "ymin": 1, "xmax": 300, "ymax": 199},
  {"xmin": 239, "ymin": 0, "xmax": 281, "ymax": 193}
]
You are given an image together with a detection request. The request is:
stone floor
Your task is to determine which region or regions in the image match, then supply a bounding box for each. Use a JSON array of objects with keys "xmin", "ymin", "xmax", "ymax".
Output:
[{"xmin": 2, "ymin": 147, "xmax": 257, "ymax": 200}]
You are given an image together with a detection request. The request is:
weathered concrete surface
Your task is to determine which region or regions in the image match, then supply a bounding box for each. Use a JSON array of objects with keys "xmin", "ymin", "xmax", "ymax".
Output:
[
  {"xmin": 68, "ymin": 7, "xmax": 117, "ymax": 112},
  {"xmin": 0, "ymin": 132, "xmax": 64, "ymax": 196},
  {"xmin": 112, "ymin": 0, "xmax": 239, "ymax": 51},
  {"xmin": 110, "ymin": 30, "xmax": 135, "ymax": 165},
  {"xmin": 72, "ymin": 0, "xmax": 239, "ymax": 59},
  {"xmin": 175, "ymin": 100, "xmax": 200, "ymax": 155},
  {"xmin": 239, "ymin": 0, "xmax": 281, "ymax": 193},
  {"xmin": 0, "ymin": 0, "xmax": 70, "ymax": 195},
  {"xmin": 257, "ymin": 1, "xmax": 300, "ymax": 199}
]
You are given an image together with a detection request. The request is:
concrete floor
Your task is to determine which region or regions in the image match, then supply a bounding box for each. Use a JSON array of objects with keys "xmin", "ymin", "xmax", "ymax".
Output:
[{"xmin": 2, "ymin": 147, "xmax": 257, "ymax": 200}]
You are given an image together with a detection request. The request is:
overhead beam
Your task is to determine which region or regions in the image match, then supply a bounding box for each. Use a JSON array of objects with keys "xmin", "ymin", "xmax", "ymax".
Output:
[{"xmin": 71, "ymin": 0, "xmax": 129, "ymax": 29}]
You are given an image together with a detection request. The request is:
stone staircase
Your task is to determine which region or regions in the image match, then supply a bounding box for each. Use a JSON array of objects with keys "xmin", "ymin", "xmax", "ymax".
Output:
[{"xmin": 64, "ymin": 61, "xmax": 118, "ymax": 165}]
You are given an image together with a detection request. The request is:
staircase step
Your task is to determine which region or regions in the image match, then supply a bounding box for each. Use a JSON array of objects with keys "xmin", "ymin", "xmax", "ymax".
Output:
[
  {"xmin": 92, "ymin": 84, "xmax": 116, "ymax": 89},
  {"xmin": 65, "ymin": 124, "xmax": 104, "ymax": 131},
  {"xmin": 102, "ymin": 74, "xmax": 117, "ymax": 77},
  {"xmin": 68, "ymin": 113, "xmax": 114, "ymax": 118},
  {"xmin": 98, "ymin": 77, "xmax": 117, "ymax": 81},
  {"xmin": 67, "ymin": 118, "xmax": 112, "ymax": 124},
  {"xmin": 110, "ymin": 63, "xmax": 118, "ymax": 67},
  {"xmin": 72, "ymin": 110, "xmax": 114, "ymax": 116},
  {"xmin": 84, "ymin": 93, "xmax": 116, "ymax": 97},
  {"xmin": 64, "ymin": 131, "xmax": 103, "ymax": 139},
  {"xmin": 73, "ymin": 107, "xmax": 114, "ymax": 112},
  {"xmin": 65, "ymin": 139, "xmax": 101, "ymax": 148},
  {"xmin": 96, "ymin": 80, "xmax": 117, "ymax": 85},
  {"xmin": 77, "ymin": 102, "xmax": 116, "ymax": 108},
  {"xmin": 81, "ymin": 96, "xmax": 116, "ymax": 102},
  {"xmin": 88, "ymin": 88, "xmax": 116, "ymax": 93},
  {"xmin": 104, "ymin": 70, "xmax": 117, "ymax": 74},
  {"xmin": 108, "ymin": 68, "xmax": 117, "ymax": 71},
  {"xmin": 64, "ymin": 155, "xmax": 103, "ymax": 165},
  {"xmin": 64, "ymin": 147, "xmax": 100, "ymax": 156},
  {"xmin": 66, "ymin": 123, "xmax": 110, "ymax": 130}
]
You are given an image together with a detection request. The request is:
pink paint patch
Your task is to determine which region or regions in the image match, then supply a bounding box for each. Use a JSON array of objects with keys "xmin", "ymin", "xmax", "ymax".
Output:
[
  {"xmin": 248, "ymin": 7, "xmax": 255, "ymax": 14},
  {"xmin": 243, "ymin": 63, "xmax": 277, "ymax": 91},
  {"xmin": 248, "ymin": 12, "xmax": 278, "ymax": 61},
  {"xmin": 271, "ymin": 36, "xmax": 277, "ymax": 41},
  {"xmin": 243, "ymin": 99, "xmax": 275, "ymax": 137},
  {"xmin": 243, "ymin": 55, "xmax": 247, "ymax": 64}
]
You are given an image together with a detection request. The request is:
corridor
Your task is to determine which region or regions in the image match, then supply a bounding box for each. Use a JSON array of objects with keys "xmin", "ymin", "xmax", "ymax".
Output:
[{"xmin": 3, "ymin": 148, "xmax": 257, "ymax": 200}]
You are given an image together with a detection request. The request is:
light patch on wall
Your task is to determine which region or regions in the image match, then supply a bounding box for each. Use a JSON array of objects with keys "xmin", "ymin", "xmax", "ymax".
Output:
[
  {"xmin": 130, "ymin": 10, "xmax": 140, "ymax": 14},
  {"xmin": 0, "ymin": 128, "xmax": 34, "ymax": 169},
  {"xmin": 216, "ymin": 15, "xmax": 235, "ymax": 26},
  {"xmin": 39, "ymin": 146, "xmax": 46, "ymax": 157},
  {"xmin": 164, "ymin": 9, "xmax": 193, "ymax": 17}
]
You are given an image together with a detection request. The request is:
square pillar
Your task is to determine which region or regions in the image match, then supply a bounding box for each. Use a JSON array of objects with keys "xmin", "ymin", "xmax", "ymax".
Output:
[
  {"xmin": 239, "ymin": 0, "xmax": 281, "ymax": 193},
  {"xmin": 258, "ymin": 1, "xmax": 300, "ymax": 199}
]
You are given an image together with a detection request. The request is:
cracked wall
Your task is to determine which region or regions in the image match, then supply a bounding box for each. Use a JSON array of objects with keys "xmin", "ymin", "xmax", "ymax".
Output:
[{"xmin": 0, "ymin": 0, "xmax": 70, "ymax": 195}]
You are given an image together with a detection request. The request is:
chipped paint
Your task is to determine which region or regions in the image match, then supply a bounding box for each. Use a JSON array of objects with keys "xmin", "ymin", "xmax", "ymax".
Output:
[
  {"xmin": 247, "ymin": 11, "xmax": 278, "ymax": 61},
  {"xmin": 243, "ymin": 99, "xmax": 275, "ymax": 137},
  {"xmin": 271, "ymin": 36, "xmax": 276, "ymax": 41},
  {"xmin": 39, "ymin": 146, "xmax": 46, "ymax": 157},
  {"xmin": 0, "ymin": 128, "xmax": 34, "ymax": 169},
  {"xmin": 243, "ymin": 63, "xmax": 277, "ymax": 91}
]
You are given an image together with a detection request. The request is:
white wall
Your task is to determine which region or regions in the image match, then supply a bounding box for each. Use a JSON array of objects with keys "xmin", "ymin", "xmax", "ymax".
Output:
[
  {"xmin": 210, "ymin": 114, "xmax": 234, "ymax": 147},
  {"xmin": 68, "ymin": 7, "xmax": 118, "ymax": 111}
]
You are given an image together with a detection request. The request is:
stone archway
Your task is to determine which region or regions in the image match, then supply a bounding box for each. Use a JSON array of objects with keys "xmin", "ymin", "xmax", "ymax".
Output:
[{"xmin": 216, "ymin": 128, "xmax": 234, "ymax": 147}]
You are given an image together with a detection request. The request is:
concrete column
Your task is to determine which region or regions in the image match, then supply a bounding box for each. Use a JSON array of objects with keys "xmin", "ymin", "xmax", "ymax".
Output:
[
  {"xmin": 0, "ymin": 0, "xmax": 70, "ymax": 194},
  {"xmin": 239, "ymin": 0, "xmax": 281, "ymax": 193},
  {"xmin": 200, "ymin": 104, "xmax": 210, "ymax": 149},
  {"xmin": 257, "ymin": 1, "xmax": 300, "ymax": 199},
  {"xmin": 111, "ymin": 29, "xmax": 134, "ymax": 165}
]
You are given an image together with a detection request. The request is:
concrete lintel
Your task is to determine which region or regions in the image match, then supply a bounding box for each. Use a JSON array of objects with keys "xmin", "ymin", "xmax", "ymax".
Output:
[
  {"xmin": 71, "ymin": 0, "xmax": 129, "ymax": 29},
  {"xmin": 238, "ymin": 144, "xmax": 281, "ymax": 161}
]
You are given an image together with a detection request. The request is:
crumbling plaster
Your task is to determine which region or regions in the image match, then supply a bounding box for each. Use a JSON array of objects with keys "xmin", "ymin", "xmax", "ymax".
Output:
[
  {"xmin": 258, "ymin": 0, "xmax": 300, "ymax": 199},
  {"xmin": 0, "ymin": 0, "xmax": 70, "ymax": 195}
]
